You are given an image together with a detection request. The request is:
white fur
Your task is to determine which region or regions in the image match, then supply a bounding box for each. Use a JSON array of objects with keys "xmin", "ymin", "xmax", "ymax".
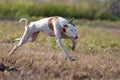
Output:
[{"xmin": 9, "ymin": 16, "xmax": 78, "ymax": 61}]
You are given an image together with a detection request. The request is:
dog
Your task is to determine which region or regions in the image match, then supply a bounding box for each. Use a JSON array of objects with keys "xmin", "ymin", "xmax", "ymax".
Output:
[{"xmin": 9, "ymin": 16, "xmax": 78, "ymax": 61}]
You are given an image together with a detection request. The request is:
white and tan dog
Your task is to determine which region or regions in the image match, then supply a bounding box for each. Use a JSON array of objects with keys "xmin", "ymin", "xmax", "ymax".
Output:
[{"xmin": 9, "ymin": 16, "xmax": 78, "ymax": 61}]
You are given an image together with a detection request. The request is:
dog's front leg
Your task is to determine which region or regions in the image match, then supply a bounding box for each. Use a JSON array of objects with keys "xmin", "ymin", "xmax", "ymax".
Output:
[
  {"xmin": 71, "ymin": 39, "xmax": 77, "ymax": 50},
  {"xmin": 61, "ymin": 33, "xmax": 77, "ymax": 50},
  {"xmin": 53, "ymin": 21, "xmax": 75, "ymax": 61},
  {"xmin": 56, "ymin": 38, "xmax": 75, "ymax": 61}
]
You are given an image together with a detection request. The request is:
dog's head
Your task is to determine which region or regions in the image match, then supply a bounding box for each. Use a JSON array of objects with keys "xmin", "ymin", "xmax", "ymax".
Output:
[
  {"xmin": 64, "ymin": 24, "xmax": 78, "ymax": 39},
  {"xmin": 63, "ymin": 18, "xmax": 78, "ymax": 40}
]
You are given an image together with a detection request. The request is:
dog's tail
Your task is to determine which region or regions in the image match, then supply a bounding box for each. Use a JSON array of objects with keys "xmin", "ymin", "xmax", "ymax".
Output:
[{"xmin": 19, "ymin": 18, "xmax": 28, "ymax": 29}]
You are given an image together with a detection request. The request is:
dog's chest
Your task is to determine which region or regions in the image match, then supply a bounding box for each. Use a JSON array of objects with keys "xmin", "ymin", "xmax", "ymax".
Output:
[{"xmin": 39, "ymin": 26, "xmax": 55, "ymax": 37}]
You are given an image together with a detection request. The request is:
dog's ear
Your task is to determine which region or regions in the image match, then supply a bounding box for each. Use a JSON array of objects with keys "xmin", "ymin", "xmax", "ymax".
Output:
[
  {"xmin": 71, "ymin": 23, "xmax": 75, "ymax": 26},
  {"xmin": 69, "ymin": 17, "xmax": 75, "ymax": 26},
  {"xmin": 69, "ymin": 17, "xmax": 74, "ymax": 23}
]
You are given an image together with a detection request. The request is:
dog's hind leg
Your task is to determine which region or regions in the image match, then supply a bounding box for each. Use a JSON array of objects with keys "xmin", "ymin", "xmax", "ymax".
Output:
[
  {"xmin": 30, "ymin": 31, "xmax": 40, "ymax": 42},
  {"xmin": 9, "ymin": 28, "xmax": 31, "ymax": 55},
  {"xmin": 13, "ymin": 31, "xmax": 40, "ymax": 43},
  {"xmin": 13, "ymin": 38, "xmax": 21, "ymax": 42}
]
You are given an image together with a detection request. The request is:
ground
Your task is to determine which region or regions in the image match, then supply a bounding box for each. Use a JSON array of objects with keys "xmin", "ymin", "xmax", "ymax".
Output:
[{"xmin": 0, "ymin": 20, "xmax": 120, "ymax": 80}]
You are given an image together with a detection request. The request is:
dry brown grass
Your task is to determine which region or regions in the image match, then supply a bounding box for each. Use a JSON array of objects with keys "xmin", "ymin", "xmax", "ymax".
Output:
[
  {"xmin": 0, "ymin": 50, "xmax": 120, "ymax": 80},
  {"xmin": 0, "ymin": 20, "xmax": 120, "ymax": 80}
]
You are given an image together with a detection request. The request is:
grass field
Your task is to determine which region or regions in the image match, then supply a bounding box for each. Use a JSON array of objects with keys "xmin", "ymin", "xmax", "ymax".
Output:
[{"xmin": 0, "ymin": 19, "xmax": 120, "ymax": 80}]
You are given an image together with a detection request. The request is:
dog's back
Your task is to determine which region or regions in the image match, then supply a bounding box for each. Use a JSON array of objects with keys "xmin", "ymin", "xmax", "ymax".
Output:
[{"xmin": 28, "ymin": 17, "xmax": 68, "ymax": 34}]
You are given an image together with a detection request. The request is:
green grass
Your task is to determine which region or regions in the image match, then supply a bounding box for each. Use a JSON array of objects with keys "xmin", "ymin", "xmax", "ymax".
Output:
[
  {"xmin": 77, "ymin": 26, "xmax": 120, "ymax": 54},
  {"xmin": 0, "ymin": 1, "xmax": 119, "ymax": 20}
]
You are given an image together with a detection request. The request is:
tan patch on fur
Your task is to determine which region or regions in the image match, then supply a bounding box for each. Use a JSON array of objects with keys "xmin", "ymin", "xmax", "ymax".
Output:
[
  {"xmin": 31, "ymin": 31, "xmax": 40, "ymax": 42},
  {"xmin": 48, "ymin": 17, "xmax": 57, "ymax": 31}
]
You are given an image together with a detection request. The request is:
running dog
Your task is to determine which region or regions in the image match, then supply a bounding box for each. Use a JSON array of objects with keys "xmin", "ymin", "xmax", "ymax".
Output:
[{"xmin": 9, "ymin": 16, "xmax": 78, "ymax": 61}]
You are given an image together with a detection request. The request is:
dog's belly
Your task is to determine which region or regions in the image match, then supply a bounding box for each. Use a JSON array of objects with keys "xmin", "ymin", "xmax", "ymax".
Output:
[
  {"xmin": 42, "ymin": 30, "xmax": 55, "ymax": 37},
  {"xmin": 48, "ymin": 32, "xmax": 55, "ymax": 37}
]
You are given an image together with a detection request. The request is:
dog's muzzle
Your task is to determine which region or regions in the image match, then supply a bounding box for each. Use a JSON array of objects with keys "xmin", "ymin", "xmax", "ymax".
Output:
[
  {"xmin": 75, "ymin": 36, "xmax": 78, "ymax": 39},
  {"xmin": 72, "ymin": 36, "xmax": 78, "ymax": 40}
]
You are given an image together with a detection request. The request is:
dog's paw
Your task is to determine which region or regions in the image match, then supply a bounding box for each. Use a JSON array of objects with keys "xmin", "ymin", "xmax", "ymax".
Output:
[
  {"xmin": 71, "ymin": 46, "xmax": 75, "ymax": 50},
  {"xmin": 70, "ymin": 58, "xmax": 76, "ymax": 61},
  {"xmin": 69, "ymin": 57, "xmax": 76, "ymax": 61},
  {"xmin": 65, "ymin": 56, "xmax": 76, "ymax": 61},
  {"xmin": 8, "ymin": 52, "xmax": 13, "ymax": 56}
]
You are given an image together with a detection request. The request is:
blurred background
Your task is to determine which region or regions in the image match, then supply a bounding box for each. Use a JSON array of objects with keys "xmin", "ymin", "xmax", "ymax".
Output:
[{"xmin": 0, "ymin": 0, "xmax": 120, "ymax": 21}]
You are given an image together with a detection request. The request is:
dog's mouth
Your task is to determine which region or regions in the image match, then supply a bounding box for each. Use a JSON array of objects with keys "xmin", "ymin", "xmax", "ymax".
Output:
[{"xmin": 71, "ymin": 36, "xmax": 78, "ymax": 40}]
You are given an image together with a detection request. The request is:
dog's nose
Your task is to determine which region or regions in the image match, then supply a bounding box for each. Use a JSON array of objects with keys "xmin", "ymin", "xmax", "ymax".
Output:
[{"xmin": 75, "ymin": 36, "xmax": 78, "ymax": 39}]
